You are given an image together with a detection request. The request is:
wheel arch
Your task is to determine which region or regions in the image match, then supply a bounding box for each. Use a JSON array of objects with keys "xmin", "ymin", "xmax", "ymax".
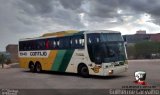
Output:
[
  {"xmin": 35, "ymin": 61, "xmax": 42, "ymax": 69},
  {"xmin": 77, "ymin": 63, "xmax": 88, "ymax": 73},
  {"xmin": 28, "ymin": 61, "xmax": 34, "ymax": 68}
]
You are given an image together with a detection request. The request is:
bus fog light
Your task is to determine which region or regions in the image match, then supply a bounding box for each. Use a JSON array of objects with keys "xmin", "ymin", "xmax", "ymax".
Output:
[{"xmin": 108, "ymin": 70, "xmax": 113, "ymax": 75}]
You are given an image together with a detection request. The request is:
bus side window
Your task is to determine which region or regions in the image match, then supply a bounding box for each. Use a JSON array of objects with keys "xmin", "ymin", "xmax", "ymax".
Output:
[
  {"xmin": 36, "ymin": 40, "xmax": 40, "ymax": 50},
  {"xmin": 41, "ymin": 40, "xmax": 45, "ymax": 50},
  {"xmin": 45, "ymin": 39, "xmax": 49, "ymax": 49},
  {"xmin": 19, "ymin": 41, "xmax": 23, "ymax": 51},
  {"xmin": 57, "ymin": 39, "xmax": 60, "ymax": 49},
  {"xmin": 38, "ymin": 40, "xmax": 45, "ymax": 50},
  {"xmin": 59, "ymin": 37, "xmax": 65, "ymax": 49},
  {"xmin": 70, "ymin": 35, "xmax": 84, "ymax": 49},
  {"xmin": 48, "ymin": 38, "xmax": 53, "ymax": 49},
  {"xmin": 53, "ymin": 40, "xmax": 56, "ymax": 49},
  {"xmin": 79, "ymin": 39, "xmax": 84, "ymax": 46},
  {"xmin": 29, "ymin": 41, "xmax": 32, "ymax": 50},
  {"xmin": 52, "ymin": 38, "xmax": 59, "ymax": 49},
  {"xmin": 87, "ymin": 33, "xmax": 100, "ymax": 44},
  {"xmin": 27, "ymin": 41, "xmax": 30, "ymax": 50},
  {"xmin": 62, "ymin": 37, "xmax": 70, "ymax": 49},
  {"xmin": 39, "ymin": 40, "xmax": 42, "ymax": 50},
  {"xmin": 32, "ymin": 40, "xmax": 36, "ymax": 50},
  {"xmin": 70, "ymin": 38, "xmax": 73, "ymax": 48},
  {"xmin": 70, "ymin": 36, "xmax": 76, "ymax": 49},
  {"xmin": 79, "ymin": 35, "xmax": 84, "ymax": 47},
  {"xmin": 25, "ymin": 42, "xmax": 28, "ymax": 50},
  {"xmin": 23, "ymin": 42, "xmax": 26, "ymax": 51}
]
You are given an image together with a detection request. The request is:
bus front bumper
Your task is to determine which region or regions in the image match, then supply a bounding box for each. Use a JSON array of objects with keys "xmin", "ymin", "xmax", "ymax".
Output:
[{"xmin": 103, "ymin": 65, "xmax": 128, "ymax": 76}]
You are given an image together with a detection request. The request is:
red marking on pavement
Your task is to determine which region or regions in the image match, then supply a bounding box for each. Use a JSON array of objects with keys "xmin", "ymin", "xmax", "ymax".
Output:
[{"xmin": 134, "ymin": 81, "xmax": 147, "ymax": 85}]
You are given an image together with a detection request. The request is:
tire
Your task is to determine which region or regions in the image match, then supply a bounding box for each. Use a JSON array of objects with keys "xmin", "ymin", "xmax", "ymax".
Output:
[
  {"xmin": 29, "ymin": 63, "xmax": 35, "ymax": 72},
  {"xmin": 35, "ymin": 63, "xmax": 42, "ymax": 73},
  {"xmin": 78, "ymin": 65, "xmax": 89, "ymax": 78}
]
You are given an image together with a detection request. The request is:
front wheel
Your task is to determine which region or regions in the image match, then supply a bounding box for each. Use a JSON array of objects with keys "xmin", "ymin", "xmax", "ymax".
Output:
[{"xmin": 78, "ymin": 65, "xmax": 89, "ymax": 78}]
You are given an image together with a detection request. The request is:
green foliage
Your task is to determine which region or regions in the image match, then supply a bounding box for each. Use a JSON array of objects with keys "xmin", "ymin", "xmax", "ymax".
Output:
[
  {"xmin": 134, "ymin": 41, "xmax": 160, "ymax": 59},
  {"xmin": 0, "ymin": 53, "xmax": 11, "ymax": 64},
  {"xmin": 126, "ymin": 45, "xmax": 136, "ymax": 59},
  {"xmin": 0, "ymin": 54, "xmax": 5, "ymax": 64}
]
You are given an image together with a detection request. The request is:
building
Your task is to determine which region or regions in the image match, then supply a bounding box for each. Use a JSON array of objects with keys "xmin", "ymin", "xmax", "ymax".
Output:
[
  {"xmin": 150, "ymin": 33, "xmax": 160, "ymax": 42},
  {"xmin": 123, "ymin": 34, "xmax": 150, "ymax": 44},
  {"xmin": 123, "ymin": 31, "xmax": 160, "ymax": 44},
  {"xmin": 136, "ymin": 30, "xmax": 146, "ymax": 34},
  {"xmin": 6, "ymin": 44, "xmax": 18, "ymax": 63}
]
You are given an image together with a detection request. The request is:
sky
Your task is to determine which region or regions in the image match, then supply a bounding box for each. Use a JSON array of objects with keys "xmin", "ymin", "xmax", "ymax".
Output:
[{"xmin": 0, "ymin": 0, "xmax": 160, "ymax": 51}]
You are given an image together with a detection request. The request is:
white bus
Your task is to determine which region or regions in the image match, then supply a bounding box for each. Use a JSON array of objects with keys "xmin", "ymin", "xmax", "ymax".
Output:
[{"xmin": 18, "ymin": 30, "xmax": 128, "ymax": 77}]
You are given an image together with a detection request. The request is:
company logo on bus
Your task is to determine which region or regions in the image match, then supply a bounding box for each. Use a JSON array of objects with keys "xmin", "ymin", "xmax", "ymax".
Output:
[
  {"xmin": 91, "ymin": 65, "xmax": 101, "ymax": 73},
  {"xmin": 19, "ymin": 51, "xmax": 50, "ymax": 58}
]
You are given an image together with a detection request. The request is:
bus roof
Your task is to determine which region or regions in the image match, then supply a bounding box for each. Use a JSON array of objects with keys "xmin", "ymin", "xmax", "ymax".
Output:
[
  {"xmin": 42, "ymin": 30, "xmax": 78, "ymax": 37},
  {"xmin": 19, "ymin": 30, "xmax": 121, "ymax": 41},
  {"xmin": 86, "ymin": 30, "xmax": 120, "ymax": 34}
]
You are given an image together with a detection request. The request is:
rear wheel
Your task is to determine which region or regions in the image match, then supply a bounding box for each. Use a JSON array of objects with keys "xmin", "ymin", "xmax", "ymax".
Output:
[
  {"xmin": 78, "ymin": 65, "xmax": 89, "ymax": 78},
  {"xmin": 35, "ymin": 63, "xmax": 42, "ymax": 73}
]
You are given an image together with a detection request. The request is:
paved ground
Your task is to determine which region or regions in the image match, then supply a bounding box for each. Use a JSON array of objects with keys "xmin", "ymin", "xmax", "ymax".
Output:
[{"xmin": 0, "ymin": 60, "xmax": 160, "ymax": 89}]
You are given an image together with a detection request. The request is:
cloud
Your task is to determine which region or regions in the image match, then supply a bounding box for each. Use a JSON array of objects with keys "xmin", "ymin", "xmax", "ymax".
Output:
[
  {"xmin": 19, "ymin": 0, "xmax": 54, "ymax": 15},
  {"xmin": 0, "ymin": 0, "xmax": 160, "ymax": 51},
  {"xmin": 59, "ymin": 0, "xmax": 83, "ymax": 10}
]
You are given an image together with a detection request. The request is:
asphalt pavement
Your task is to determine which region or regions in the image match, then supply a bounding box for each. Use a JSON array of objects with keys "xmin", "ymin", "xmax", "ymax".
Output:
[{"xmin": 0, "ymin": 60, "xmax": 160, "ymax": 89}]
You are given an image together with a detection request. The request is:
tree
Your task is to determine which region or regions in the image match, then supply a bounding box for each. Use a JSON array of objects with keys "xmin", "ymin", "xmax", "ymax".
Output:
[
  {"xmin": 135, "ymin": 41, "xmax": 160, "ymax": 59},
  {"xmin": 126, "ymin": 45, "xmax": 136, "ymax": 59},
  {"xmin": 0, "ymin": 54, "xmax": 5, "ymax": 68}
]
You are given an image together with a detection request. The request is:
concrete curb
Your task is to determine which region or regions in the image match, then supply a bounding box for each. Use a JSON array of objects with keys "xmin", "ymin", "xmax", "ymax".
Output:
[
  {"xmin": 0, "ymin": 64, "xmax": 11, "ymax": 69},
  {"xmin": 0, "ymin": 63, "xmax": 19, "ymax": 69}
]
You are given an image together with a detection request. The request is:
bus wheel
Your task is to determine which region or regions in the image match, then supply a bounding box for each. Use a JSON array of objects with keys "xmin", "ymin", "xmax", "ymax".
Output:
[
  {"xmin": 78, "ymin": 64, "xmax": 89, "ymax": 78},
  {"xmin": 29, "ymin": 62, "xmax": 35, "ymax": 72},
  {"xmin": 35, "ymin": 63, "xmax": 42, "ymax": 73}
]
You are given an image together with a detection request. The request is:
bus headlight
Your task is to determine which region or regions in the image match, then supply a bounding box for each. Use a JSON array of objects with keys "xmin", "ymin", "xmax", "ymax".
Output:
[{"xmin": 108, "ymin": 70, "xmax": 113, "ymax": 75}]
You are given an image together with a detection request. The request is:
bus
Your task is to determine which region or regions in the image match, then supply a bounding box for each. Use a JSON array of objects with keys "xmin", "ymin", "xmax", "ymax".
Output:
[{"xmin": 18, "ymin": 30, "xmax": 128, "ymax": 77}]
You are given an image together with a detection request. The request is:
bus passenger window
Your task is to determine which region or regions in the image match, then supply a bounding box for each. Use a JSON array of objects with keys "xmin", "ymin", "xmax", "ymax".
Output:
[
  {"xmin": 79, "ymin": 39, "xmax": 82, "ymax": 45},
  {"xmin": 53, "ymin": 41, "xmax": 56, "ymax": 48},
  {"xmin": 89, "ymin": 38, "xmax": 91, "ymax": 44},
  {"xmin": 75, "ymin": 39, "xmax": 78, "ymax": 44},
  {"xmin": 45, "ymin": 40, "xmax": 49, "ymax": 49},
  {"xmin": 81, "ymin": 39, "xmax": 84, "ymax": 46},
  {"xmin": 70, "ymin": 40, "xmax": 72, "ymax": 45},
  {"xmin": 57, "ymin": 40, "xmax": 60, "ymax": 48},
  {"xmin": 96, "ymin": 38, "xmax": 100, "ymax": 43}
]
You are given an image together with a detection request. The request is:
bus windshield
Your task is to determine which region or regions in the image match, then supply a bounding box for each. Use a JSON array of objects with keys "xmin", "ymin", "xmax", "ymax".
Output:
[
  {"xmin": 87, "ymin": 33, "xmax": 126, "ymax": 63},
  {"xmin": 94, "ymin": 42, "xmax": 126, "ymax": 63}
]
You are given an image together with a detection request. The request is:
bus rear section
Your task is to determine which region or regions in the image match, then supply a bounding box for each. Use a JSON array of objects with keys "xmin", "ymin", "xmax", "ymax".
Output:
[{"xmin": 18, "ymin": 30, "xmax": 85, "ymax": 73}]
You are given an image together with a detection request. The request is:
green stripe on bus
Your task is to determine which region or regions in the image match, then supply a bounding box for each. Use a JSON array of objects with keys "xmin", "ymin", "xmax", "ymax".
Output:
[
  {"xmin": 51, "ymin": 50, "xmax": 66, "ymax": 71},
  {"xmin": 58, "ymin": 50, "xmax": 74, "ymax": 72}
]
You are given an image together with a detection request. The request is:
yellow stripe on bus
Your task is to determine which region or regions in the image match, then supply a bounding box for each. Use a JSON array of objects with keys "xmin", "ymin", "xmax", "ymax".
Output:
[{"xmin": 19, "ymin": 50, "xmax": 58, "ymax": 70}]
